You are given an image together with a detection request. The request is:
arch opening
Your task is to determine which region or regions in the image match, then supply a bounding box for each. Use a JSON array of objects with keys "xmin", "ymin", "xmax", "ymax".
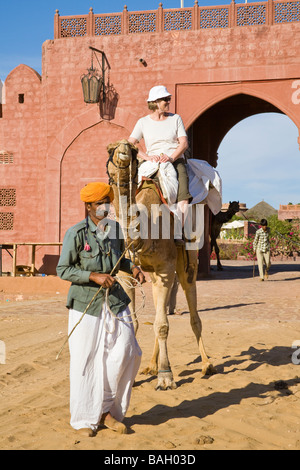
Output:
[
  {"xmin": 189, "ymin": 93, "xmax": 300, "ymax": 276},
  {"xmin": 188, "ymin": 93, "xmax": 284, "ymax": 167},
  {"xmin": 218, "ymin": 112, "xmax": 300, "ymax": 210}
]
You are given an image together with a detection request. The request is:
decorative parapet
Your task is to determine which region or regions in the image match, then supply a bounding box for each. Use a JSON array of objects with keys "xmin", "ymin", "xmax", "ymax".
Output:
[
  {"xmin": 278, "ymin": 204, "xmax": 300, "ymax": 220},
  {"xmin": 54, "ymin": 0, "xmax": 300, "ymax": 39}
]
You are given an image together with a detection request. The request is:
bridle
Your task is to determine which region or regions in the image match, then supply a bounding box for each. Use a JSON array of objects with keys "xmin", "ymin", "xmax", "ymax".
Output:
[
  {"xmin": 106, "ymin": 142, "xmax": 141, "ymax": 259},
  {"xmin": 106, "ymin": 144, "xmax": 138, "ymax": 187}
]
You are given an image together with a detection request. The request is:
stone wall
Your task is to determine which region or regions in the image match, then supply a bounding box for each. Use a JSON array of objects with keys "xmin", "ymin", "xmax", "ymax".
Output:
[{"xmin": 1, "ymin": 5, "xmax": 300, "ymax": 273}]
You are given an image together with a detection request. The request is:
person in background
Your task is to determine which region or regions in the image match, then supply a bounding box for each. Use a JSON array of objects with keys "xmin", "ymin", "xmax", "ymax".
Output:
[
  {"xmin": 57, "ymin": 182, "xmax": 145, "ymax": 437},
  {"xmin": 253, "ymin": 218, "xmax": 271, "ymax": 281}
]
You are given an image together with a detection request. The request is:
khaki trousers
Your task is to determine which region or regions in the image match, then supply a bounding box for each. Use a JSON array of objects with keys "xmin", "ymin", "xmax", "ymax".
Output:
[{"xmin": 256, "ymin": 250, "xmax": 271, "ymax": 279}]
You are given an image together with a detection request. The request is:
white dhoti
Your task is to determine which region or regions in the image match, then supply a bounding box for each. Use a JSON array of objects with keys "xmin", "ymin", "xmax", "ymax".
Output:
[{"xmin": 68, "ymin": 304, "xmax": 142, "ymax": 431}]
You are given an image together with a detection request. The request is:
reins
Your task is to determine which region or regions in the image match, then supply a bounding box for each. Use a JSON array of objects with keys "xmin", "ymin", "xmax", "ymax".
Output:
[
  {"xmin": 106, "ymin": 142, "xmax": 140, "ymax": 263},
  {"xmin": 103, "ymin": 274, "xmax": 146, "ymax": 334},
  {"xmin": 106, "ymin": 148, "xmax": 138, "ymax": 187}
]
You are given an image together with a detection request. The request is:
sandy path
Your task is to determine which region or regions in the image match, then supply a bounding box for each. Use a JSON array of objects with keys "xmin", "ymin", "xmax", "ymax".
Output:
[{"xmin": 0, "ymin": 260, "xmax": 299, "ymax": 450}]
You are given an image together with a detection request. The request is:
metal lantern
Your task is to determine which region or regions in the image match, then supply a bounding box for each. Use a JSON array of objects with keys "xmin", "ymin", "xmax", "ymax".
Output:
[
  {"xmin": 81, "ymin": 67, "xmax": 102, "ymax": 104},
  {"xmin": 81, "ymin": 47, "xmax": 110, "ymax": 105}
]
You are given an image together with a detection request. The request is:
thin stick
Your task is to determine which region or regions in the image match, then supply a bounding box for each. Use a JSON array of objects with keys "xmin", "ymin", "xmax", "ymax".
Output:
[{"xmin": 56, "ymin": 240, "xmax": 135, "ymax": 360}]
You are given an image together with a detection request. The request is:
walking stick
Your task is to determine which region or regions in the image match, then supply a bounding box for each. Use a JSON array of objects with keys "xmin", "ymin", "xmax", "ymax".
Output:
[
  {"xmin": 56, "ymin": 240, "xmax": 135, "ymax": 360},
  {"xmin": 253, "ymin": 257, "xmax": 255, "ymax": 278}
]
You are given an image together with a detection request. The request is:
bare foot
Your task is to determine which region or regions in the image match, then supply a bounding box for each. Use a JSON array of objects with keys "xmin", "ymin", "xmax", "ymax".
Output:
[{"xmin": 100, "ymin": 412, "xmax": 128, "ymax": 434}]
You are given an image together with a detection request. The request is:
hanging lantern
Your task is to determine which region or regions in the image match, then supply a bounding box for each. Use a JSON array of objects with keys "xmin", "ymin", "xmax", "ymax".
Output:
[
  {"xmin": 81, "ymin": 47, "xmax": 110, "ymax": 105},
  {"xmin": 81, "ymin": 66, "xmax": 102, "ymax": 104}
]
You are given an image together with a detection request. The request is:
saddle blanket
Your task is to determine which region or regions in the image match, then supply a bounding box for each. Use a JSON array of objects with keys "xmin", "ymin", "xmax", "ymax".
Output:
[{"xmin": 138, "ymin": 159, "xmax": 222, "ymax": 215}]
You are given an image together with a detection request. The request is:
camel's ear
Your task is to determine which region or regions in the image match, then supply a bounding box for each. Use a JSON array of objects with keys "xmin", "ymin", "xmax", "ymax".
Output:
[
  {"xmin": 122, "ymin": 139, "xmax": 139, "ymax": 158},
  {"xmin": 107, "ymin": 141, "xmax": 119, "ymax": 156},
  {"xmin": 129, "ymin": 142, "xmax": 139, "ymax": 158}
]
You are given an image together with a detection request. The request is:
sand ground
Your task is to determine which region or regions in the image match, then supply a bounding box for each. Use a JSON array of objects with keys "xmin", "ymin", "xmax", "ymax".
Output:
[{"xmin": 0, "ymin": 259, "xmax": 299, "ymax": 451}]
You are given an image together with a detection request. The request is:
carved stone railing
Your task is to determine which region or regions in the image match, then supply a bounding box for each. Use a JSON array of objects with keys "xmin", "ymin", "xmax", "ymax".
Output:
[{"xmin": 54, "ymin": 0, "xmax": 300, "ymax": 38}]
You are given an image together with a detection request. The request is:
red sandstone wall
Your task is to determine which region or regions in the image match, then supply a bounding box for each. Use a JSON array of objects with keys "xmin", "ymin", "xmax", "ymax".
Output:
[
  {"xmin": 278, "ymin": 204, "xmax": 300, "ymax": 220},
  {"xmin": 1, "ymin": 20, "xmax": 300, "ymax": 273}
]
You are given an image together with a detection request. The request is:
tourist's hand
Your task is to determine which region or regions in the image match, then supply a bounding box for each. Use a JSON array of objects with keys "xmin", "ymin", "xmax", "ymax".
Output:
[
  {"xmin": 149, "ymin": 155, "xmax": 160, "ymax": 163},
  {"xmin": 89, "ymin": 272, "xmax": 116, "ymax": 288},
  {"xmin": 159, "ymin": 153, "xmax": 172, "ymax": 163}
]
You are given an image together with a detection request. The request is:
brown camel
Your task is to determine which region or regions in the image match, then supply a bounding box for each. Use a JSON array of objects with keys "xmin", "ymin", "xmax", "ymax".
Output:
[
  {"xmin": 210, "ymin": 201, "xmax": 240, "ymax": 270},
  {"xmin": 106, "ymin": 139, "xmax": 215, "ymax": 390}
]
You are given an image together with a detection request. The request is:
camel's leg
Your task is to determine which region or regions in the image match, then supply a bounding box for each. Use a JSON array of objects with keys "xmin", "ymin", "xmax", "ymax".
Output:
[
  {"xmin": 118, "ymin": 270, "xmax": 138, "ymax": 335},
  {"xmin": 176, "ymin": 249, "xmax": 217, "ymax": 375},
  {"xmin": 140, "ymin": 273, "xmax": 159, "ymax": 376},
  {"xmin": 154, "ymin": 275, "xmax": 177, "ymax": 390},
  {"xmin": 140, "ymin": 271, "xmax": 160, "ymax": 376},
  {"xmin": 141, "ymin": 337, "xmax": 159, "ymax": 376},
  {"xmin": 214, "ymin": 241, "xmax": 223, "ymax": 271},
  {"xmin": 143, "ymin": 271, "xmax": 177, "ymax": 390},
  {"xmin": 168, "ymin": 274, "xmax": 179, "ymax": 314}
]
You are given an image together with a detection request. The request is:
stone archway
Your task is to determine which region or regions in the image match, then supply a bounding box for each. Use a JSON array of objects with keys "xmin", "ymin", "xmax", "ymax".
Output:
[
  {"xmin": 186, "ymin": 92, "xmax": 296, "ymax": 276},
  {"xmin": 45, "ymin": 105, "xmax": 138, "ymax": 243},
  {"xmin": 59, "ymin": 119, "xmax": 126, "ymax": 239},
  {"xmin": 189, "ymin": 93, "xmax": 284, "ymax": 167}
]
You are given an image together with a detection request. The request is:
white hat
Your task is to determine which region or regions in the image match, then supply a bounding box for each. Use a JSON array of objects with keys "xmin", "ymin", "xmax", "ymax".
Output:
[{"xmin": 147, "ymin": 85, "xmax": 171, "ymax": 102}]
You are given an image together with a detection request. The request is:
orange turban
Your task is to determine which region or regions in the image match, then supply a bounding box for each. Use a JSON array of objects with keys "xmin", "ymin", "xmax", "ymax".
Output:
[{"xmin": 80, "ymin": 182, "xmax": 114, "ymax": 203}]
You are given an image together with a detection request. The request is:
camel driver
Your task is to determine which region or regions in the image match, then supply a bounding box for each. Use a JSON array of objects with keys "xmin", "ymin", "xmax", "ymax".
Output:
[
  {"xmin": 57, "ymin": 182, "xmax": 145, "ymax": 437},
  {"xmin": 128, "ymin": 85, "xmax": 193, "ymax": 244}
]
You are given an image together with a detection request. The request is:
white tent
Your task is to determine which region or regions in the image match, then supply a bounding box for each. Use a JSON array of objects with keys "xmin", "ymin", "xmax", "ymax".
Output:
[{"xmin": 222, "ymin": 220, "xmax": 245, "ymax": 229}]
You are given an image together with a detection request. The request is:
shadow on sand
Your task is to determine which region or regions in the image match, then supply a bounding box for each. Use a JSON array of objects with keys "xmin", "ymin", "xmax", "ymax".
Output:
[
  {"xmin": 206, "ymin": 260, "xmax": 300, "ymax": 281},
  {"xmin": 128, "ymin": 344, "xmax": 300, "ymax": 428}
]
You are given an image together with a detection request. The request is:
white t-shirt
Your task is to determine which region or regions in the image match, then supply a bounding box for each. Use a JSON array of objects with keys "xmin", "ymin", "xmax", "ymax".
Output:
[{"xmin": 130, "ymin": 113, "xmax": 187, "ymax": 158}]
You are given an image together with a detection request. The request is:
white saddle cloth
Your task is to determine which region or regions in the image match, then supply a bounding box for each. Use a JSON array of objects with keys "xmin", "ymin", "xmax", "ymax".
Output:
[
  {"xmin": 138, "ymin": 161, "xmax": 178, "ymax": 205},
  {"xmin": 186, "ymin": 159, "xmax": 222, "ymax": 215},
  {"xmin": 138, "ymin": 159, "xmax": 222, "ymax": 215}
]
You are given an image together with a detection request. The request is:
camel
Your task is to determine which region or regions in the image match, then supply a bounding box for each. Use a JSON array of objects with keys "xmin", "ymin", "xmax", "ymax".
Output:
[
  {"xmin": 106, "ymin": 139, "xmax": 216, "ymax": 390},
  {"xmin": 210, "ymin": 201, "xmax": 240, "ymax": 270}
]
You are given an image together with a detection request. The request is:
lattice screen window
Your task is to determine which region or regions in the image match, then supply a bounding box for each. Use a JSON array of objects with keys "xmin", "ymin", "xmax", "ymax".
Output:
[
  {"xmin": 0, "ymin": 212, "xmax": 14, "ymax": 230},
  {"xmin": 199, "ymin": 8, "xmax": 229, "ymax": 29},
  {"xmin": 95, "ymin": 15, "xmax": 122, "ymax": 35},
  {"xmin": 275, "ymin": 1, "xmax": 300, "ymax": 23},
  {"xmin": 237, "ymin": 5, "xmax": 266, "ymax": 26},
  {"xmin": 129, "ymin": 12, "xmax": 157, "ymax": 33},
  {"xmin": 0, "ymin": 189, "xmax": 16, "ymax": 207},
  {"xmin": 0, "ymin": 151, "xmax": 14, "ymax": 164},
  {"xmin": 164, "ymin": 9, "xmax": 192, "ymax": 31},
  {"xmin": 60, "ymin": 17, "xmax": 87, "ymax": 37}
]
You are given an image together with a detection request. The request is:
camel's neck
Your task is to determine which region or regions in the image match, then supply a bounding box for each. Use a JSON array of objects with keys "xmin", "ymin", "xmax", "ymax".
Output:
[
  {"xmin": 113, "ymin": 184, "xmax": 136, "ymax": 218},
  {"xmin": 112, "ymin": 183, "xmax": 140, "ymax": 242},
  {"xmin": 215, "ymin": 208, "xmax": 237, "ymax": 224},
  {"xmin": 226, "ymin": 209, "xmax": 236, "ymax": 220}
]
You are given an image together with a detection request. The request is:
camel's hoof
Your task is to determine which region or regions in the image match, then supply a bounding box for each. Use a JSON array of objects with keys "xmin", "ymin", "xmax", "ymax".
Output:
[
  {"xmin": 155, "ymin": 381, "xmax": 177, "ymax": 391},
  {"xmin": 202, "ymin": 363, "xmax": 217, "ymax": 376},
  {"xmin": 155, "ymin": 371, "xmax": 177, "ymax": 390},
  {"xmin": 141, "ymin": 366, "xmax": 158, "ymax": 376}
]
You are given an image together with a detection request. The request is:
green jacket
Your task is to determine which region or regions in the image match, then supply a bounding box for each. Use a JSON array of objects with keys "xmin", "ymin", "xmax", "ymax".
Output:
[{"xmin": 56, "ymin": 217, "xmax": 134, "ymax": 317}]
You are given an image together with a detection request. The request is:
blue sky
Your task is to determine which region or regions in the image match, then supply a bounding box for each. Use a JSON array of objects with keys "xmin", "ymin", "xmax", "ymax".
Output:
[{"xmin": 0, "ymin": 0, "xmax": 299, "ymax": 210}]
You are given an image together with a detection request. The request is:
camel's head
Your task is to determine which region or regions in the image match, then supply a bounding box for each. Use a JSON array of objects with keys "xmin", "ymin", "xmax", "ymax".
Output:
[
  {"xmin": 107, "ymin": 139, "xmax": 138, "ymax": 167},
  {"xmin": 228, "ymin": 201, "xmax": 240, "ymax": 213},
  {"xmin": 106, "ymin": 139, "xmax": 139, "ymax": 189}
]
